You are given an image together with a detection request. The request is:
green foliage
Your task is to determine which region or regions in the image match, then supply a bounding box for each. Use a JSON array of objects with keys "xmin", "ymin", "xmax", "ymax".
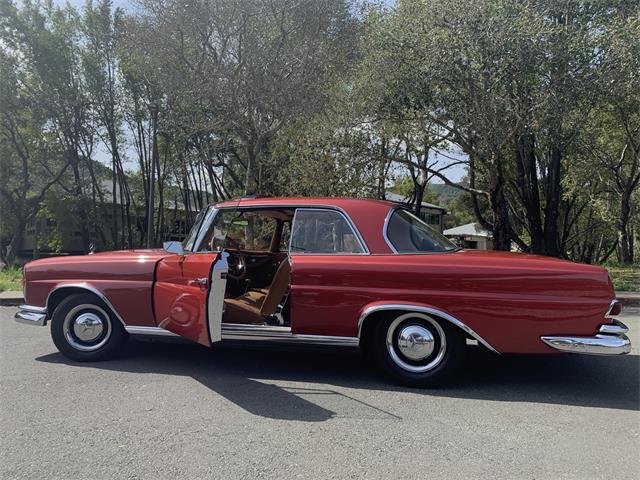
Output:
[
  {"xmin": 0, "ymin": 268, "xmax": 22, "ymax": 292},
  {"xmin": 0, "ymin": 0, "xmax": 638, "ymax": 265}
]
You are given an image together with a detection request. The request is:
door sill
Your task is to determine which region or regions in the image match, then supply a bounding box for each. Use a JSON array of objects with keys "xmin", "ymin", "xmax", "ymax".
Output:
[{"xmin": 125, "ymin": 324, "xmax": 359, "ymax": 347}]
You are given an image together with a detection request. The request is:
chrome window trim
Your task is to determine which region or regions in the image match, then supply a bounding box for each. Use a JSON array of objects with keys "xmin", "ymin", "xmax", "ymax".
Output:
[
  {"xmin": 357, "ymin": 303, "xmax": 499, "ymax": 353},
  {"xmin": 45, "ymin": 283, "xmax": 127, "ymax": 327},
  {"xmin": 203, "ymin": 204, "xmax": 370, "ymax": 254},
  {"xmin": 288, "ymin": 207, "xmax": 370, "ymax": 255},
  {"xmin": 383, "ymin": 207, "xmax": 399, "ymax": 254},
  {"xmin": 383, "ymin": 206, "xmax": 460, "ymax": 255},
  {"xmin": 191, "ymin": 206, "xmax": 220, "ymax": 253}
]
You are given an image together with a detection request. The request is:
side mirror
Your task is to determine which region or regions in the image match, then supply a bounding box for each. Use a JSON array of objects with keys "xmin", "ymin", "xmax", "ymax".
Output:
[{"xmin": 163, "ymin": 241, "xmax": 185, "ymax": 255}]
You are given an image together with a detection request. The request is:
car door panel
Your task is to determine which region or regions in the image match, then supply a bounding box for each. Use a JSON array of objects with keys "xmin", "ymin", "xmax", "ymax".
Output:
[{"xmin": 154, "ymin": 252, "xmax": 228, "ymax": 346}]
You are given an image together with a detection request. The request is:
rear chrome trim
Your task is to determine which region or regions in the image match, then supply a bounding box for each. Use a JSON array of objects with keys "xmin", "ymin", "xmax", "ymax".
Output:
[
  {"xmin": 126, "ymin": 323, "xmax": 359, "ymax": 347},
  {"xmin": 599, "ymin": 319, "xmax": 628, "ymax": 335},
  {"xmin": 15, "ymin": 305, "xmax": 47, "ymax": 326},
  {"xmin": 542, "ymin": 321, "xmax": 631, "ymax": 355},
  {"xmin": 606, "ymin": 299, "xmax": 622, "ymax": 316},
  {"xmin": 541, "ymin": 334, "xmax": 631, "ymax": 355},
  {"xmin": 357, "ymin": 304, "xmax": 499, "ymax": 353}
]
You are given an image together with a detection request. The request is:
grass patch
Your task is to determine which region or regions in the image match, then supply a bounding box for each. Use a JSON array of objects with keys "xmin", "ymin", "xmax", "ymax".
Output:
[
  {"xmin": 604, "ymin": 264, "xmax": 640, "ymax": 292},
  {"xmin": 0, "ymin": 268, "xmax": 22, "ymax": 293}
]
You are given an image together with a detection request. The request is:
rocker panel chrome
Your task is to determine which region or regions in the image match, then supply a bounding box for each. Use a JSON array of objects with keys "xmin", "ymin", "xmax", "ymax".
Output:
[
  {"xmin": 357, "ymin": 304, "xmax": 499, "ymax": 353},
  {"xmin": 126, "ymin": 323, "xmax": 359, "ymax": 347}
]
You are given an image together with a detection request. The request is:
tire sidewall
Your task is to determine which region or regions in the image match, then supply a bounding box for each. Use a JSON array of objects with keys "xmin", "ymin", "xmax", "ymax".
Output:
[{"xmin": 50, "ymin": 293, "xmax": 127, "ymax": 361}]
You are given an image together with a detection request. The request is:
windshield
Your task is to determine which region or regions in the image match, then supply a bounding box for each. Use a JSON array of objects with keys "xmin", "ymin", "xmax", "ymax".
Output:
[
  {"xmin": 386, "ymin": 208, "xmax": 458, "ymax": 253},
  {"xmin": 182, "ymin": 206, "xmax": 215, "ymax": 252}
]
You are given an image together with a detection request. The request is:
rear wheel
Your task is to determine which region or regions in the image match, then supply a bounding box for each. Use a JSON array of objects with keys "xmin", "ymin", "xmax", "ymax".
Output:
[
  {"xmin": 373, "ymin": 312, "xmax": 465, "ymax": 387},
  {"xmin": 50, "ymin": 293, "xmax": 128, "ymax": 361}
]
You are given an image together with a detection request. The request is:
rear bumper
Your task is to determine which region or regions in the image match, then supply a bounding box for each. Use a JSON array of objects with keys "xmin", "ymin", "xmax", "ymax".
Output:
[
  {"xmin": 14, "ymin": 305, "xmax": 48, "ymax": 326},
  {"xmin": 541, "ymin": 320, "xmax": 631, "ymax": 355}
]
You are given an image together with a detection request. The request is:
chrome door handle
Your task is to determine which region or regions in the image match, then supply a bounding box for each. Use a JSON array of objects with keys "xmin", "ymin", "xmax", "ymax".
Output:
[{"xmin": 189, "ymin": 277, "xmax": 208, "ymax": 287}]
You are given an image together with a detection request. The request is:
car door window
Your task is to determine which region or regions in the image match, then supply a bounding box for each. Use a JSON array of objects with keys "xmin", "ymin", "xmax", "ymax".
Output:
[
  {"xmin": 198, "ymin": 209, "xmax": 277, "ymax": 252},
  {"xmin": 290, "ymin": 209, "xmax": 365, "ymax": 254}
]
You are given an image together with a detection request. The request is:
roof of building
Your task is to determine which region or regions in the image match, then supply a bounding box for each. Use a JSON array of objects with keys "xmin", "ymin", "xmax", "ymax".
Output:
[
  {"xmin": 384, "ymin": 192, "xmax": 446, "ymax": 212},
  {"xmin": 443, "ymin": 222, "xmax": 492, "ymax": 238}
]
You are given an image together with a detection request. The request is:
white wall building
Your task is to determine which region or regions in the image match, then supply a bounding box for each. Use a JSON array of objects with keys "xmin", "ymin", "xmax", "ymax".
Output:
[{"xmin": 443, "ymin": 223, "xmax": 493, "ymax": 250}]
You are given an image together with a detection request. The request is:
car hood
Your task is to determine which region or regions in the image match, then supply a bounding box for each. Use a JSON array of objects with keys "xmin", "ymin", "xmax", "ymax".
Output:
[{"xmin": 24, "ymin": 249, "xmax": 175, "ymax": 282}]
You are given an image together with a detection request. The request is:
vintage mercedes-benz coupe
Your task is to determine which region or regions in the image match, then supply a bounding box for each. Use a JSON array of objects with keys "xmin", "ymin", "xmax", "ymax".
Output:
[{"xmin": 16, "ymin": 197, "xmax": 631, "ymax": 386}]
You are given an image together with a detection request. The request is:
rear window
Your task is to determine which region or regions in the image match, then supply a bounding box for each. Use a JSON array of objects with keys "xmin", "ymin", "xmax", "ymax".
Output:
[{"xmin": 386, "ymin": 209, "xmax": 458, "ymax": 253}]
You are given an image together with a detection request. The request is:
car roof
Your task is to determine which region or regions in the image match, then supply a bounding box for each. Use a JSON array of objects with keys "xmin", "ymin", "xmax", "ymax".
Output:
[{"xmin": 214, "ymin": 197, "xmax": 395, "ymax": 254}]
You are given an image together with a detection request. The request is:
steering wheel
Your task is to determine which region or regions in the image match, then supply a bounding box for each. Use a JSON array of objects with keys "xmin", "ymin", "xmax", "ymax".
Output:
[
  {"xmin": 214, "ymin": 236, "xmax": 247, "ymax": 281},
  {"xmin": 226, "ymin": 251, "xmax": 247, "ymax": 281}
]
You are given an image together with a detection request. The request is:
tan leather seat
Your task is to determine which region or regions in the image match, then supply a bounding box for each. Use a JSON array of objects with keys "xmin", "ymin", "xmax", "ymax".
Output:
[{"xmin": 223, "ymin": 260, "xmax": 291, "ymax": 324}]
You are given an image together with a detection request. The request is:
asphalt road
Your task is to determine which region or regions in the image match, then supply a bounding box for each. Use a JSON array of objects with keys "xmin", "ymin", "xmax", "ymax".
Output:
[{"xmin": 1, "ymin": 307, "xmax": 639, "ymax": 480}]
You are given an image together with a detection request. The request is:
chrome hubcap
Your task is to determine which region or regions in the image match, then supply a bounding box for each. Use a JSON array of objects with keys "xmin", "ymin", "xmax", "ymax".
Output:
[
  {"xmin": 63, "ymin": 304, "xmax": 112, "ymax": 352},
  {"xmin": 72, "ymin": 313, "xmax": 104, "ymax": 342},
  {"xmin": 386, "ymin": 313, "xmax": 447, "ymax": 373},
  {"xmin": 397, "ymin": 325, "xmax": 434, "ymax": 361}
]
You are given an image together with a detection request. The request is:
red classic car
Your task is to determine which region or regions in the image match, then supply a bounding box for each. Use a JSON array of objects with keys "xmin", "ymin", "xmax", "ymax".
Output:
[{"xmin": 15, "ymin": 197, "xmax": 631, "ymax": 386}]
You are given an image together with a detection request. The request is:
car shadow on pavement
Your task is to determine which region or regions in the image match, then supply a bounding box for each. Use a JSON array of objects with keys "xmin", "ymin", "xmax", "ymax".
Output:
[{"xmin": 36, "ymin": 339, "xmax": 640, "ymax": 421}]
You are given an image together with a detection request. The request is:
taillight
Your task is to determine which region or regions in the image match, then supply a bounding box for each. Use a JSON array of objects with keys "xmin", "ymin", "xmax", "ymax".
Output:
[{"xmin": 608, "ymin": 300, "xmax": 622, "ymax": 316}]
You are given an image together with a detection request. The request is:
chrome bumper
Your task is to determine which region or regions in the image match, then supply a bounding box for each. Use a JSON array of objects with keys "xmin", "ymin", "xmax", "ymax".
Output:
[
  {"xmin": 541, "ymin": 320, "xmax": 631, "ymax": 355},
  {"xmin": 14, "ymin": 305, "xmax": 48, "ymax": 326}
]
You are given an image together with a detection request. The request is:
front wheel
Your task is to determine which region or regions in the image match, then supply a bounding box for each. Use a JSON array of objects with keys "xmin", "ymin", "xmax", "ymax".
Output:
[
  {"xmin": 373, "ymin": 312, "xmax": 465, "ymax": 387},
  {"xmin": 50, "ymin": 293, "xmax": 128, "ymax": 361}
]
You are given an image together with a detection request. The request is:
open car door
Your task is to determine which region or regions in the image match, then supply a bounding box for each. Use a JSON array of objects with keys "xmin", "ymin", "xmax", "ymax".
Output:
[{"xmin": 154, "ymin": 251, "xmax": 229, "ymax": 346}]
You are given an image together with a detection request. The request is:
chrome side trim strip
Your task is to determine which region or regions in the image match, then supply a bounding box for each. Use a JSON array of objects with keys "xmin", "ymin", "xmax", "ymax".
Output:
[
  {"xmin": 125, "ymin": 323, "xmax": 359, "ymax": 347},
  {"xmin": 46, "ymin": 283, "xmax": 127, "ymax": 327},
  {"xmin": 541, "ymin": 333, "xmax": 631, "ymax": 355},
  {"xmin": 599, "ymin": 319, "xmax": 628, "ymax": 335},
  {"xmin": 125, "ymin": 326, "xmax": 180, "ymax": 337},
  {"xmin": 220, "ymin": 323, "xmax": 359, "ymax": 346},
  {"xmin": 15, "ymin": 305, "xmax": 47, "ymax": 326},
  {"xmin": 357, "ymin": 304, "xmax": 500, "ymax": 354}
]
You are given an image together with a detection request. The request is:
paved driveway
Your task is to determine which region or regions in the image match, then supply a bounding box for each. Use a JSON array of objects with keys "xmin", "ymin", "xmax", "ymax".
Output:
[{"xmin": 1, "ymin": 306, "xmax": 639, "ymax": 479}]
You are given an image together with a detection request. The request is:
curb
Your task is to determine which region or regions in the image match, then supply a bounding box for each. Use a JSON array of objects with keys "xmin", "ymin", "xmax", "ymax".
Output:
[
  {"xmin": 0, "ymin": 291, "xmax": 24, "ymax": 307},
  {"xmin": 617, "ymin": 292, "xmax": 640, "ymax": 308}
]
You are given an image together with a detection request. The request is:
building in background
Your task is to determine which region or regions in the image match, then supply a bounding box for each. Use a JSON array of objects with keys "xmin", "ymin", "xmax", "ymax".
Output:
[
  {"xmin": 444, "ymin": 222, "xmax": 493, "ymax": 250},
  {"xmin": 384, "ymin": 192, "xmax": 447, "ymax": 233}
]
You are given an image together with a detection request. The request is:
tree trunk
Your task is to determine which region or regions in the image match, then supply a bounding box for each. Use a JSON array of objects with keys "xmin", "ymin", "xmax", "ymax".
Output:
[
  {"xmin": 5, "ymin": 214, "xmax": 25, "ymax": 266},
  {"xmin": 515, "ymin": 134, "xmax": 544, "ymax": 253},
  {"xmin": 543, "ymin": 145, "xmax": 562, "ymax": 257},
  {"xmin": 489, "ymin": 172, "xmax": 511, "ymax": 251},
  {"xmin": 245, "ymin": 145, "xmax": 259, "ymax": 195},
  {"xmin": 618, "ymin": 189, "xmax": 632, "ymax": 265}
]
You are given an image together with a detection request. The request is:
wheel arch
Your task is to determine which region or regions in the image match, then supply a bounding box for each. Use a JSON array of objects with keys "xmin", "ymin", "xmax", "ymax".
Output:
[
  {"xmin": 357, "ymin": 302, "xmax": 499, "ymax": 354},
  {"xmin": 46, "ymin": 283, "xmax": 126, "ymax": 327}
]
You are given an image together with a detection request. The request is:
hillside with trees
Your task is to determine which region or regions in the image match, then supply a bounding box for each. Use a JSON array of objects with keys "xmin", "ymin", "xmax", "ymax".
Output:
[{"xmin": 1, "ymin": 0, "xmax": 638, "ymax": 266}]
